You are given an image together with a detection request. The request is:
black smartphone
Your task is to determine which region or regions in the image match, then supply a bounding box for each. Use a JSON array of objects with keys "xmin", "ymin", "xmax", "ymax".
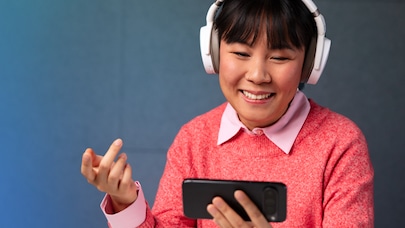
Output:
[{"xmin": 182, "ymin": 178, "xmax": 287, "ymax": 222}]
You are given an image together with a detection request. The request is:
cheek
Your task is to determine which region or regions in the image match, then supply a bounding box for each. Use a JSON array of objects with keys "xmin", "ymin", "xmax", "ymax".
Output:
[
  {"xmin": 270, "ymin": 72, "xmax": 300, "ymax": 103},
  {"xmin": 276, "ymin": 51, "xmax": 305, "ymax": 87},
  {"xmin": 275, "ymin": 64, "xmax": 303, "ymax": 88},
  {"xmin": 219, "ymin": 54, "xmax": 237, "ymax": 75},
  {"xmin": 218, "ymin": 44, "xmax": 244, "ymax": 77},
  {"xmin": 219, "ymin": 57, "xmax": 241, "ymax": 85}
]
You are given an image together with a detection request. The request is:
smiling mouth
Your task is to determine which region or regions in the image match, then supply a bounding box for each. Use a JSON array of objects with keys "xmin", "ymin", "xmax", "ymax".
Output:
[{"xmin": 242, "ymin": 90, "xmax": 273, "ymax": 100}]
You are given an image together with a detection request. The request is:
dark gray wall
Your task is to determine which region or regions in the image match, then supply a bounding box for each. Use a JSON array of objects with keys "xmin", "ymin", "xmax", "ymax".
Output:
[{"xmin": 0, "ymin": 0, "xmax": 403, "ymax": 227}]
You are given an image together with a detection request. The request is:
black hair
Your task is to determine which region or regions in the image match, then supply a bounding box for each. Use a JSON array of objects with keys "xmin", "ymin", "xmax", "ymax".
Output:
[{"xmin": 214, "ymin": 0, "xmax": 316, "ymax": 51}]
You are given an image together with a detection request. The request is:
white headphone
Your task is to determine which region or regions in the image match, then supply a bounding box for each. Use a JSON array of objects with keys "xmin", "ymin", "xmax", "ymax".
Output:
[{"xmin": 200, "ymin": 0, "xmax": 331, "ymax": 84}]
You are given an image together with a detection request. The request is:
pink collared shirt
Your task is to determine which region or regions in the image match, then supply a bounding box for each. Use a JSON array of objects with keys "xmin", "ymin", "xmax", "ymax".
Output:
[{"xmin": 218, "ymin": 90, "xmax": 310, "ymax": 154}]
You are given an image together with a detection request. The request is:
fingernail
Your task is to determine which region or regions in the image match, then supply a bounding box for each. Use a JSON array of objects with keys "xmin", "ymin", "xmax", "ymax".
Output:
[{"xmin": 114, "ymin": 138, "xmax": 123, "ymax": 146}]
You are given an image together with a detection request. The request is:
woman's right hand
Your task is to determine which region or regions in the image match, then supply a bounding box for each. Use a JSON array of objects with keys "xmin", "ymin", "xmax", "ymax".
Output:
[{"xmin": 81, "ymin": 138, "xmax": 138, "ymax": 213}]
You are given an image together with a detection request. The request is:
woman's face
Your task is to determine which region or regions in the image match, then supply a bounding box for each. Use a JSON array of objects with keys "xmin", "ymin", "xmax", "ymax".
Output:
[{"xmin": 218, "ymin": 32, "xmax": 305, "ymax": 130}]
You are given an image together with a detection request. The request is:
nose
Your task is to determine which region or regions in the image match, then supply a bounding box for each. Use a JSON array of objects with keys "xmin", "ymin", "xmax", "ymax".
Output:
[{"xmin": 245, "ymin": 58, "xmax": 271, "ymax": 84}]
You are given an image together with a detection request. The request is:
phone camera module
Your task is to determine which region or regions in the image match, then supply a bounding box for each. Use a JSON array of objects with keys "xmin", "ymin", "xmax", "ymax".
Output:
[{"xmin": 263, "ymin": 187, "xmax": 278, "ymax": 219}]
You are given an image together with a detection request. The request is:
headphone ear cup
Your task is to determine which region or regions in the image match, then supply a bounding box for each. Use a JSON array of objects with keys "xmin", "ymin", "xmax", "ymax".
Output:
[
  {"xmin": 301, "ymin": 37, "xmax": 317, "ymax": 83},
  {"xmin": 306, "ymin": 37, "xmax": 331, "ymax": 84},
  {"xmin": 210, "ymin": 29, "xmax": 220, "ymax": 73},
  {"xmin": 200, "ymin": 23, "xmax": 219, "ymax": 74}
]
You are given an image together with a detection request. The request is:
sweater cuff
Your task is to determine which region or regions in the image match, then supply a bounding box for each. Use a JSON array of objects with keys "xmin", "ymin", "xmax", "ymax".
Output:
[{"xmin": 100, "ymin": 181, "xmax": 146, "ymax": 228}]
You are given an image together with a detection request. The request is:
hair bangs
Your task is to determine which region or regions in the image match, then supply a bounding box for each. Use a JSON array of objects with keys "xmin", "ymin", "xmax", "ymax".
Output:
[{"xmin": 215, "ymin": 0, "xmax": 313, "ymax": 50}]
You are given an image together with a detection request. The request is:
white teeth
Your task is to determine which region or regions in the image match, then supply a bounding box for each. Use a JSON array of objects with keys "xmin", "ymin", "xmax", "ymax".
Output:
[{"xmin": 242, "ymin": 91, "xmax": 271, "ymax": 100}]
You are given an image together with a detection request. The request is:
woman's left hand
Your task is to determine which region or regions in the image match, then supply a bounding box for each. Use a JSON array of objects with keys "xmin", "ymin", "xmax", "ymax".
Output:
[{"xmin": 207, "ymin": 190, "xmax": 273, "ymax": 228}]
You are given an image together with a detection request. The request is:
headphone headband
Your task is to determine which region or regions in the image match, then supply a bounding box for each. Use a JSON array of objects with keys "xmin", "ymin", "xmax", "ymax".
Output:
[{"xmin": 200, "ymin": 0, "xmax": 331, "ymax": 85}]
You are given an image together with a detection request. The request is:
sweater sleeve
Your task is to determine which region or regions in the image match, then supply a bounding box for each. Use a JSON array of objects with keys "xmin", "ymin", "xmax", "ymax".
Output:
[{"xmin": 322, "ymin": 126, "xmax": 374, "ymax": 227}]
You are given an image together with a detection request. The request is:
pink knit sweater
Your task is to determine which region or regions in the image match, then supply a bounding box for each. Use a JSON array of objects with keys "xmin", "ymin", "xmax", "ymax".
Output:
[{"xmin": 139, "ymin": 100, "xmax": 374, "ymax": 227}]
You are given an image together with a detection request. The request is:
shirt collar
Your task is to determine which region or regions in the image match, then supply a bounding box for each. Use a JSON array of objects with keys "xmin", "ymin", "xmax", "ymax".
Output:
[{"xmin": 217, "ymin": 90, "xmax": 310, "ymax": 154}]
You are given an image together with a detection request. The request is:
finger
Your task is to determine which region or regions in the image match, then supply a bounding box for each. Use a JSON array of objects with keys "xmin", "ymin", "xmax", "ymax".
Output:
[
  {"xmin": 211, "ymin": 197, "xmax": 249, "ymax": 228},
  {"xmin": 118, "ymin": 163, "xmax": 138, "ymax": 204},
  {"xmin": 120, "ymin": 162, "xmax": 134, "ymax": 191},
  {"xmin": 235, "ymin": 190, "xmax": 272, "ymax": 228},
  {"xmin": 107, "ymin": 153, "xmax": 127, "ymax": 189},
  {"xmin": 97, "ymin": 139, "xmax": 123, "ymax": 183},
  {"xmin": 207, "ymin": 203, "xmax": 232, "ymax": 228},
  {"xmin": 81, "ymin": 148, "xmax": 97, "ymax": 182},
  {"xmin": 91, "ymin": 153, "xmax": 104, "ymax": 167}
]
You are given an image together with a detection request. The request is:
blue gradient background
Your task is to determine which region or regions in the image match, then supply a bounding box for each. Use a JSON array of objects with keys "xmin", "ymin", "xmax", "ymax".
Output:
[{"xmin": 0, "ymin": 0, "xmax": 404, "ymax": 227}]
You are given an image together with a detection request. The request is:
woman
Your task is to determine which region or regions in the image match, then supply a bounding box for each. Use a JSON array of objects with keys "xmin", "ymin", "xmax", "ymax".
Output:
[{"xmin": 81, "ymin": 0, "xmax": 374, "ymax": 227}]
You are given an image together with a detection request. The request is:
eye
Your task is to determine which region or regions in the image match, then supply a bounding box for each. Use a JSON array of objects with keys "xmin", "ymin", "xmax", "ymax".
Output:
[
  {"xmin": 271, "ymin": 56, "xmax": 289, "ymax": 61},
  {"xmin": 233, "ymin": 52, "xmax": 250, "ymax": 58}
]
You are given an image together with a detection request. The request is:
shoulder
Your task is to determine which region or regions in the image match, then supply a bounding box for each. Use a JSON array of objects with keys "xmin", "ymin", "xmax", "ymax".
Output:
[
  {"xmin": 298, "ymin": 99, "xmax": 368, "ymax": 153},
  {"xmin": 307, "ymin": 99, "xmax": 364, "ymax": 136},
  {"xmin": 297, "ymin": 100, "xmax": 373, "ymax": 181}
]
